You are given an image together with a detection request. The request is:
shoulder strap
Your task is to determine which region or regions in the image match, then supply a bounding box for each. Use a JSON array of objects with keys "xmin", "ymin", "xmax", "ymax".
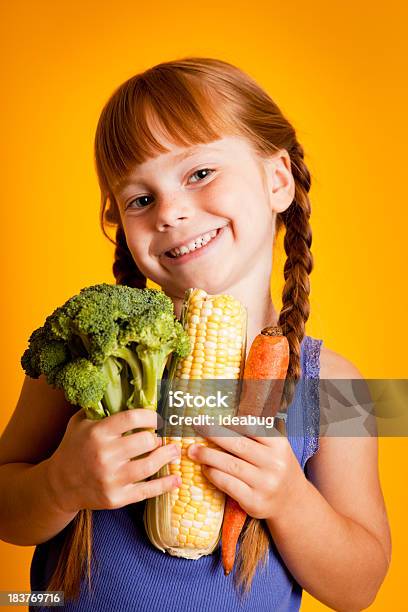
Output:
[{"xmin": 301, "ymin": 336, "xmax": 323, "ymax": 468}]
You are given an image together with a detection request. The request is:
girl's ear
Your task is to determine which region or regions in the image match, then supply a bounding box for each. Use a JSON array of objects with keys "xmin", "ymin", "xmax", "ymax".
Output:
[{"xmin": 264, "ymin": 149, "xmax": 295, "ymax": 213}]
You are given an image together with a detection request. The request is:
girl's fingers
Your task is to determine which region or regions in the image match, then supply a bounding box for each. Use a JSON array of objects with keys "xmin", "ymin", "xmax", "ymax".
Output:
[
  {"xmin": 97, "ymin": 408, "xmax": 161, "ymax": 438},
  {"xmin": 188, "ymin": 443, "xmax": 260, "ymax": 487},
  {"xmin": 118, "ymin": 443, "xmax": 181, "ymax": 484},
  {"xmin": 200, "ymin": 465, "xmax": 252, "ymax": 504},
  {"xmin": 192, "ymin": 424, "xmax": 274, "ymax": 467},
  {"xmin": 222, "ymin": 424, "xmax": 288, "ymax": 448},
  {"xmin": 110, "ymin": 430, "xmax": 161, "ymax": 461},
  {"xmin": 121, "ymin": 474, "xmax": 181, "ymax": 506},
  {"xmin": 242, "ymin": 430, "xmax": 288, "ymax": 447},
  {"xmin": 113, "ymin": 429, "xmax": 163, "ymax": 460}
]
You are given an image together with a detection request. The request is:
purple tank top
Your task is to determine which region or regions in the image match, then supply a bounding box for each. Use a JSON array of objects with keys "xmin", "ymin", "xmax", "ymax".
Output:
[{"xmin": 30, "ymin": 335, "xmax": 323, "ymax": 612}]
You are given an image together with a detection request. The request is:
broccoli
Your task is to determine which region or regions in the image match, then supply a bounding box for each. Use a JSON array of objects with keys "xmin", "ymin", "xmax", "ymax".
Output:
[{"xmin": 21, "ymin": 283, "xmax": 190, "ymax": 419}]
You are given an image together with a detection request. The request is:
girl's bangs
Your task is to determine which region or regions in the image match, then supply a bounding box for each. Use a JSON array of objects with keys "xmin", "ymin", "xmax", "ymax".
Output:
[{"xmin": 96, "ymin": 72, "xmax": 242, "ymax": 196}]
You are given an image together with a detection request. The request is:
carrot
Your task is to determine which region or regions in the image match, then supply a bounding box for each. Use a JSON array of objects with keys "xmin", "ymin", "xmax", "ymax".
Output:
[
  {"xmin": 221, "ymin": 498, "xmax": 247, "ymax": 576},
  {"xmin": 221, "ymin": 326, "xmax": 289, "ymax": 576}
]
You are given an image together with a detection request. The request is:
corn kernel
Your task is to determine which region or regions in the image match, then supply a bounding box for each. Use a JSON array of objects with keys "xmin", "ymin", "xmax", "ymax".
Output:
[{"xmin": 195, "ymin": 537, "xmax": 205, "ymax": 546}]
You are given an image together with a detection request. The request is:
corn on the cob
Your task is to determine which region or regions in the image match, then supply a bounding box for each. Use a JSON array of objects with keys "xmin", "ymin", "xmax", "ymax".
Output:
[{"xmin": 144, "ymin": 288, "xmax": 247, "ymax": 559}]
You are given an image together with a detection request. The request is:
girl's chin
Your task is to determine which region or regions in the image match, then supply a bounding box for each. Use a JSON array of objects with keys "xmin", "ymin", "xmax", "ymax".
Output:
[{"xmin": 173, "ymin": 270, "xmax": 234, "ymax": 298}]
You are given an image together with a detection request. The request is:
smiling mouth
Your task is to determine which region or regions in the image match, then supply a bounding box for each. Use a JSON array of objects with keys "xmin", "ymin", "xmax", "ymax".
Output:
[{"xmin": 164, "ymin": 228, "xmax": 221, "ymax": 258}]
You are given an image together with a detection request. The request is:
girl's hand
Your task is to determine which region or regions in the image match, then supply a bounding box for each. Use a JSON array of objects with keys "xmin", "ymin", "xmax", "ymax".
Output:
[
  {"xmin": 46, "ymin": 408, "xmax": 181, "ymax": 514},
  {"xmin": 187, "ymin": 423, "xmax": 306, "ymax": 521}
]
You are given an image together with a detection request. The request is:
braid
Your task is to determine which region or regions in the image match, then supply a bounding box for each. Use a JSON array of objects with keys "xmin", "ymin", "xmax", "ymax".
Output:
[
  {"xmin": 278, "ymin": 141, "xmax": 313, "ymax": 409},
  {"xmin": 113, "ymin": 226, "xmax": 147, "ymax": 288}
]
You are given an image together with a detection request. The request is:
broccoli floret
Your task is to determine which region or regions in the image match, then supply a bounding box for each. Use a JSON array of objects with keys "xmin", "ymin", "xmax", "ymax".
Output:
[
  {"xmin": 54, "ymin": 358, "xmax": 107, "ymax": 420},
  {"xmin": 20, "ymin": 283, "xmax": 191, "ymax": 419},
  {"xmin": 21, "ymin": 327, "xmax": 69, "ymax": 382}
]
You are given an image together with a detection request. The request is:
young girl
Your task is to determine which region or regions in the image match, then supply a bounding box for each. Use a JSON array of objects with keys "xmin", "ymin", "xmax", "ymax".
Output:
[{"xmin": 0, "ymin": 57, "xmax": 390, "ymax": 611}]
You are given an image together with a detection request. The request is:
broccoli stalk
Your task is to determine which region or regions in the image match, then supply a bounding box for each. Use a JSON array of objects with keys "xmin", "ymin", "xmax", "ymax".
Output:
[
  {"xmin": 100, "ymin": 356, "xmax": 124, "ymax": 414},
  {"xmin": 135, "ymin": 343, "xmax": 177, "ymax": 409},
  {"xmin": 21, "ymin": 284, "xmax": 190, "ymax": 419}
]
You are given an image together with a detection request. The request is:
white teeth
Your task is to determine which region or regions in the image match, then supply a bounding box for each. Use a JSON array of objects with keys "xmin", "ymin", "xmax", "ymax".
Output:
[
  {"xmin": 168, "ymin": 229, "xmax": 219, "ymax": 257},
  {"xmin": 187, "ymin": 240, "xmax": 198, "ymax": 251}
]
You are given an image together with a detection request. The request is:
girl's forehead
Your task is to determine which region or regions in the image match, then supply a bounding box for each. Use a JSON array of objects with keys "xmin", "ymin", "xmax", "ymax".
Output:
[{"xmin": 112, "ymin": 135, "xmax": 256, "ymax": 191}]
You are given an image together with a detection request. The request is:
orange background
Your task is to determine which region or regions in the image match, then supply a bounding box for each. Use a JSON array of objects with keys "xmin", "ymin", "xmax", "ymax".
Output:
[{"xmin": 1, "ymin": 1, "xmax": 407, "ymax": 609}]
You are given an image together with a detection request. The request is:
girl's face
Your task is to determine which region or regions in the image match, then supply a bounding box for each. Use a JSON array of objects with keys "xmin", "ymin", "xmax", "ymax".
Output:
[{"xmin": 112, "ymin": 134, "xmax": 293, "ymax": 299}]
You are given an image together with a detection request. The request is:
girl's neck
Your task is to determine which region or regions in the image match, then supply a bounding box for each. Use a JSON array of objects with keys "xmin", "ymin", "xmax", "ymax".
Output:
[{"xmin": 220, "ymin": 272, "xmax": 279, "ymax": 356}]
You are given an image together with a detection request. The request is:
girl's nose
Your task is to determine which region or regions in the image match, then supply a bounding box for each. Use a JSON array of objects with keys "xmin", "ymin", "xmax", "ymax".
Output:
[{"xmin": 154, "ymin": 193, "xmax": 193, "ymax": 231}]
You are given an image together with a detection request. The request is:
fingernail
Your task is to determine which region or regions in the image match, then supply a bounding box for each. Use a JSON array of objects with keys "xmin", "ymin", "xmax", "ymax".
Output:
[{"xmin": 187, "ymin": 444, "xmax": 197, "ymax": 458}]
